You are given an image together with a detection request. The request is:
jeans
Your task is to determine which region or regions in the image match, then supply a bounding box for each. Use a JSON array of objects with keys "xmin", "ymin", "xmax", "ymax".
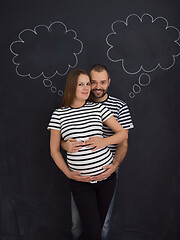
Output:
[
  {"xmin": 101, "ymin": 179, "xmax": 117, "ymax": 240},
  {"xmin": 70, "ymin": 173, "xmax": 116, "ymax": 240}
]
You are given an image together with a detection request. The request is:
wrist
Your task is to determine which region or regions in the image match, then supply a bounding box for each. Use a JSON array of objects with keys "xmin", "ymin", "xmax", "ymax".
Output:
[
  {"xmin": 65, "ymin": 170, "xmax": 72, "ymax": 179},
  {"xmin": 103, "ymin": 137, "xmax": 109, "ymax": 147},
  {"xmin": 112, "ymin": 162, "xmax": 119, "ymax": 171}
]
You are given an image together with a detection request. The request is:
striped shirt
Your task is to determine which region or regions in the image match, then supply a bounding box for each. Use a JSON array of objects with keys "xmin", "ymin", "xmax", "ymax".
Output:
[
  {"xmin": 101, "ymin": 95, "xmax": 134, "ymax": 156},
  {"xmin": 48, "ymin": 102, "xmax": 113, "ymax": 176}
]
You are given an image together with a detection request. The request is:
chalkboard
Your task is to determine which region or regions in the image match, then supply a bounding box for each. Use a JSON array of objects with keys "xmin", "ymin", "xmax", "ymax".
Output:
[{"xmin": 1, "ymin": 0, "xmax": 180, "ymax": 239}]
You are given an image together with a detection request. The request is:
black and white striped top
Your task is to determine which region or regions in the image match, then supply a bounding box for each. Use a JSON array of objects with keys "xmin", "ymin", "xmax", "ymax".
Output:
[
  {"xmin": 48, "ymin": 102, "xmax": 113, "ymax": 176},
  {"xmin": 101, "ymin": 95, "xmax": 134, "ymax": 156}
]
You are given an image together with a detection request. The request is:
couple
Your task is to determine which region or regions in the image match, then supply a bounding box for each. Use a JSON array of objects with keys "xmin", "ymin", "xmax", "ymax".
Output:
[{"xmin": 48, "ymin": 65, "xmax": 134, "ymax": 240}]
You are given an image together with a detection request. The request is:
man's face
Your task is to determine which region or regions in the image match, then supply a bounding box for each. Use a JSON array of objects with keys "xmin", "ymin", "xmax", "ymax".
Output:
[{"xmin": 90, "ymin": 70, "xmax": 110, "ymax": 99}]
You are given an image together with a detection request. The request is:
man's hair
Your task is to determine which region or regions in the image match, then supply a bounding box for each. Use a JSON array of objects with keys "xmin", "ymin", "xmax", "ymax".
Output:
[
  {"xmin": 61, "ymin": 69, "xmax": 89, "ymax": 107},
  {"xmin": 89, "ymin": 64, "xmax": 110, "ymax": 78}
]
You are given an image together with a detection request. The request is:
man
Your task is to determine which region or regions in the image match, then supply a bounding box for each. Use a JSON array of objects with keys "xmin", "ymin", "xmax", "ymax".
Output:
[{"xmin": 62, "ymin": 64, "xmax": 134, "ymax": 239}]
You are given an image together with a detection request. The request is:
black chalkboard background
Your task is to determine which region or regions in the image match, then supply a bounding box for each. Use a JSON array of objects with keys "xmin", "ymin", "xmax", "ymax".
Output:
[{"xmin": 1, "ymin": 0, "xmax": 180, "ymax": 239}]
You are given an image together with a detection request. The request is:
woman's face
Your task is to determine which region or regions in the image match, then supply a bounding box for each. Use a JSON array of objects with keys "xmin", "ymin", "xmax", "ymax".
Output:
[{"xmin": 75, "ymin": 74, "xmax": 91, "ymax": 102}]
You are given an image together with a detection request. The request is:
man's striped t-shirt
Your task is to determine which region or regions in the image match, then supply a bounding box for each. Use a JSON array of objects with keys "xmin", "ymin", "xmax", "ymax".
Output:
[
  {"xmin": 101, "ymin": 95, "xmax": 134, "ymax": 156},
  {"xmin": 48, "ymin": 102, "xmax": 114, "ymax": 176}
]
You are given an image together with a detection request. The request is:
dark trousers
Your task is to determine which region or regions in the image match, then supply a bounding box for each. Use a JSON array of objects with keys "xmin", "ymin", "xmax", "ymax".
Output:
[{"xmin": 70, "ymin": 173, "xmax": 116, "ymax": 240}]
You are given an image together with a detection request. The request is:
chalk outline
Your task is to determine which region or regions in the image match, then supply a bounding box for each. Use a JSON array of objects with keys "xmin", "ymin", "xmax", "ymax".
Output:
[
  {"xmin": 58, "ymin": 90, "xmax": 63, "ymax": 96},
  {"xmin": 43, "ymin": 79, "xmax": 53, "ymax": 87},
  {"xmin": 51, "ymin": 86, "xmax": 57, "ymax": 93},
  {"xmin": 129, "ymin": 92, "xmax": 135, "ymax": 98},
  {"xmin": 138, "ymin": 73, "xmax": 151, "ymax": 86},
  {"xmin": 106, "ymin": 13, "xmax": 180, "ymax": 75},
  {"xmin": 132, "ymin": 84, "xmax": 141, "ymax": 94},
  {"xmin": 10, "ymin": 21, "xmax": 83, "ymax": 79},
  {"xmin": 129, "ymin": 73, "xmax": 151, "ymax": 98}
]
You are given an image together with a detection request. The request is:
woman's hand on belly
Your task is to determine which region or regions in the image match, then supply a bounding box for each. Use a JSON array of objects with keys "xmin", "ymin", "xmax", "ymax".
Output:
[{"xmin": 68, "ymin": 170, "xmax": 92, "ymax": 182}]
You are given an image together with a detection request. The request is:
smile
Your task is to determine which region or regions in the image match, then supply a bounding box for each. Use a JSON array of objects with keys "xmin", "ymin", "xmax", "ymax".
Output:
[{"xmin": 93, "ymin": 90, "xmax": 103, "ymax": 92}]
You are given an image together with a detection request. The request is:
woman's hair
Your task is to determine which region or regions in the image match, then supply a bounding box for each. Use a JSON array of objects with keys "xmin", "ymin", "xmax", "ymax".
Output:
[{"xmin": 61, "ymin": 69, "xmax": 90, "ymax": 107}]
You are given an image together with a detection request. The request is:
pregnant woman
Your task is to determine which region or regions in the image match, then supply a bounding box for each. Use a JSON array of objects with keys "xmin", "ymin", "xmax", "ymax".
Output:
[{"xmin": 48, "ymin": 69, "xmax": 127, "ymax": 240}]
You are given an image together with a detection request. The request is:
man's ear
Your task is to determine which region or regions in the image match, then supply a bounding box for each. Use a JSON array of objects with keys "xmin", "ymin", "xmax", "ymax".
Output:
[{"xmin": 108, "ymin": 78, "xmax": 111, "ymax": 86}]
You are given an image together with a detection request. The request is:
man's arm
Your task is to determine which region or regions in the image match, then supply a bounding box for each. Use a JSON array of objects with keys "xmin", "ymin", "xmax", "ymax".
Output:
[
  {"xmin": 111, "ymin": 138, "xmax": 128, "ymax": 169},
  {"xmin": 92, "ymin": 130, "xmax": 128, "ymax": 181}
]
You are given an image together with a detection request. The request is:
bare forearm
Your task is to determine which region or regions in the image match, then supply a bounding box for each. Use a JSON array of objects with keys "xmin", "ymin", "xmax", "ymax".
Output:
[
  {"xmin": 51, "ymin": 150, "xmax": 71, "ymax": 178},
  {"xmin": 60, "ymin": 140, "xmax": 67, "ymax": 151},
  {"xmin": 112, "ymin": 139, "xmax": 128, "ymax": 169},
  {"xmin": 103, "ymin": 129, "xmax": 128, "ymax": 146}
]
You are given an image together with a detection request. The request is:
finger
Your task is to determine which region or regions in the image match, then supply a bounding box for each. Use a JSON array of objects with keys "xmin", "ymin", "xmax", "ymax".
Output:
[
  {"xmin": 102, "ymin": 165, "xmax": 110, "ymax": 169},
  {"xmin": 84, "ymin": 145, "xmax": 93, "ymax": 149},
  {"xmin": 69, "ymin": 139, "xmax": 78, "ymax": 143},
  {"xmin": 71, "ymin": 143, "xmax": 83, "ymax": 149},
  {"xmin": 73, "ymin": 175, "xmax": 91, "ymax": 180},
  {"xmin": 102, "ymin": 168, "xmax": 111, "ymax": 173},
  {"xmin": 92, "ymin": 146, "xmax": 99, "ymax": 151},
  {"xmin": 93, "ymin": 171, "xmax": 110, "ymax": 180},
  {"xmin": 85, "ymin": 139, "xmax": 94, "ymax": 144},
  {"xmin": 74, "ymin": 146, "xmax": 83, "ymax": 150},
  {"xmin": 85, "ymin": 144, "xmax": 95, "ymax": 148},
  {"xmin": 93, "ymin": 175, "xmax": 110, "ymax": 181},
  {"xmin": 78, "ymin": 176, "xmax": 91, "ymax": 180},
  {"xmin": 77, "ymin": 174, "xmax": 92, "ymax": 179},
  {"xmin": 93, "ymin": 175, "xmax": 105, "ymax": 180},
  {"xmin": 92, "ymin": 173, "xmax": 105, "ymax": 179},
  {"xmin": 75, "ymin": 145, "xmax": 84, "ymax": 149},
  {"xmin": 73, "ymin": 143, "xmax": 83, "ymax": 147},
  {"xmin": 78, "ymin": 177, "xmax": 93, "ymax": 182},
  {"xmin": 73, "ymin": 171, "xmax": 82, "ymax": 175},
  {"xmin": 70, "ymin": 149, "xmax": 79, "ymax": 153}
]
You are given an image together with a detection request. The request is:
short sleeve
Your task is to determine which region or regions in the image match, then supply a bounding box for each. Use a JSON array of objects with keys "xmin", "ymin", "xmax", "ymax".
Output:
[
  {"xmin": 118, "ymin": 104, "xmax": 134, "ymax": 129},
  {"xmin": 47, "ymin": 109, "xmax": 61, "ymax": 131},
  {"xmin": 99, "ymin": 104, "xmax": 113, "ymax": 122}
]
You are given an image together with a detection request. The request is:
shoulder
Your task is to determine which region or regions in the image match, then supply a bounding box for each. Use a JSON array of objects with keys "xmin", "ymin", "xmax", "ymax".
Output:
[
  {"xmin": 104, "ymin": 96, "xmax": 128, "ymax": 111},
  {"xmin": 51, "ymin": 106, "xmax": 70, "ymax": 116},
  {"xmin": 107, "ymin": 95, "xmax": 127, "ymax": 106}
]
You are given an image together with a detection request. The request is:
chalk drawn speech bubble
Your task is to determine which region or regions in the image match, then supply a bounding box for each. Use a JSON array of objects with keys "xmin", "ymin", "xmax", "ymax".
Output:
[
  {"xmin": 106, "ymin": 13, "xmax": 180, "ymax": 75},
  {"xmin": 10, "ymin": 21, "xmax": 83, "ymax": 79}
]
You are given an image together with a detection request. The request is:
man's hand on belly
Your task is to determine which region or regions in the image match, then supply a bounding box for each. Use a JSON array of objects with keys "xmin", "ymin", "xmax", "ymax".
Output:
[{"xmin": 91, "ymin": 164, "xmax": 116, "ymax": 181}]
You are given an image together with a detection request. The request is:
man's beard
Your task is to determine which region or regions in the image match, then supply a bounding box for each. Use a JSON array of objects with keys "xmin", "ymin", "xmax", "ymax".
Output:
[{"xmin": 91, "ymin": 89, "xmax": 107, "ymax": 98}]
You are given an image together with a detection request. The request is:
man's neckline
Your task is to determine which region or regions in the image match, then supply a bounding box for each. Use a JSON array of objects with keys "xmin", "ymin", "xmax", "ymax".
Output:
[{"xmin": 94, "ymin": 94, "xmax": 109, "ymax": 103}]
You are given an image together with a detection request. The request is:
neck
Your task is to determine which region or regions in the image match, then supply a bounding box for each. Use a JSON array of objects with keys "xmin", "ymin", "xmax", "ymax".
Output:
[
  {"xmin": 71, "ymin": 99, "xmax": 86, "ymax": 108},
  {"xmin": 91, "ymin": 93, "xmax": 108, "ymax": 103}
]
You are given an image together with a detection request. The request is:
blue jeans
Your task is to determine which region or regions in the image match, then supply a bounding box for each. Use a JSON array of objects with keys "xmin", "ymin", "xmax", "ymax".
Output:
[
  {"xmin": 71, "ymin": 193, "xmax": 83, "ymax": 239},
  {"xmin": 71, "ymin": 173, "xmax": 117, "ymax": 240},
  {"xmin": 101, "ymin": 184, "xmax": 117, "ymax": 240}
]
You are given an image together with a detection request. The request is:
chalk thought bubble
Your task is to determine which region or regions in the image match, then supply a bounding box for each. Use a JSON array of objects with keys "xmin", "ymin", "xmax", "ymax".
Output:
[
  {"xmin": 106, "ymin": 14, "xmax": 180, "ymax": 74},
  {"xmin": 10, "ymin": 21, "xmax": 83, "ymax": 79}
]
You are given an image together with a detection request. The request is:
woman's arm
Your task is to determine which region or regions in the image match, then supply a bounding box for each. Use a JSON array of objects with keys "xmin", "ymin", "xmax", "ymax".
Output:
[
  {"xmin": 50, "ymin": 129, "xmax": 92, "ymax": 182},
  {"xmin": 84, "ymin": 115, "xmax": 128, "ymax": 151}
]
